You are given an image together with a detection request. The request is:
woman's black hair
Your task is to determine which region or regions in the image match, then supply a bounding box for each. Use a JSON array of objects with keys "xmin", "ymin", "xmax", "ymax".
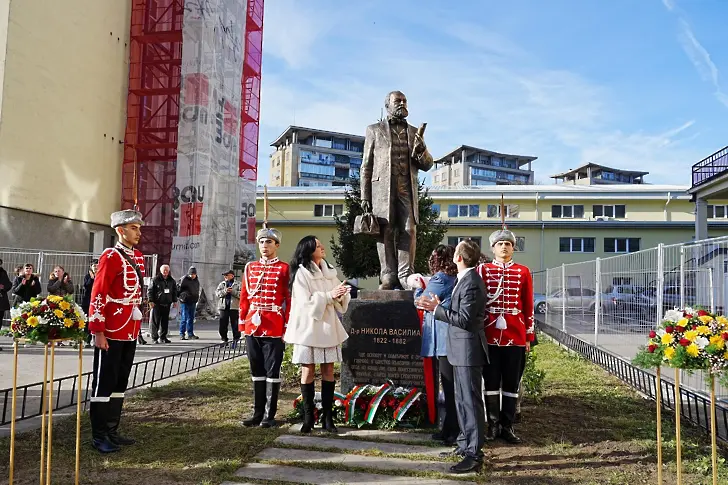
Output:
[{"xmin": 289, "ymin": 235, "xmax": 332, "ymax": 291}]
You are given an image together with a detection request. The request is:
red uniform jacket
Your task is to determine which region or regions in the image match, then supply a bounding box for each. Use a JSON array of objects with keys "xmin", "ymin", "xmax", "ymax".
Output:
[
  {"xmin": 239, "ymin": 258, "xmax": 291, "ymax": 338},
  {"xmin": 477, "ymin": 260, "xmax": 534, "ymax": 346},
  {"xmin": 88, "ymin": 243, "xmax": 146, "ymax": 341}
]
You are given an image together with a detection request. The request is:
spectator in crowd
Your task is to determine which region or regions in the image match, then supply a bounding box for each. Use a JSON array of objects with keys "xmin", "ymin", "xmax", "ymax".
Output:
[
  {"xmin": 147, "ymin": 264, "xmax": 177, "ymax": 344},
  {"xmin": 12, "ymin": 263, "xmax": 41, "ymax": 304},
  {"xmin": 0, "ymin": 259, "xmax": 11, "ymax": 323},
  {"xmin": 81, "ymin": 260, "xmax": 98, "ymax": 345},
  {"xmin": 178, "ymin": 266, "xmax": 200, "ymax": 340},
  {"xmin": 215, "ymin": 270, "xmax": 241, "ymax": 344},
  {"xmin": 415, "ymin": 245, "xmax": 459, "ymax": 446},
  {"xmin": 48, "ymin": 265, "xmax": 74, "ymax": 297}
]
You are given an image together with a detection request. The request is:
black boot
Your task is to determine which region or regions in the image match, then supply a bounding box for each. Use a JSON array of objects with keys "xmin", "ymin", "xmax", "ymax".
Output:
[
  {"xmin": 107, "ymin": 397, "xmax": 135, "ymax": 446},
  {"xmin": 259, "ymin": 380, "xmax": 280, "ymax": 428},
  {"xmin": 485, "ymin": 394, "xmax": 500, "ymax": 441},
  {"xmin": 90, "ymin": 401, "xmax": 120, "ymax": 453},
  {"xmin": 137, "ymin": 334, "xmax": 147, "ymax": 345},
  {"xmin": 242, "ymin": 379, "xmax": 266, "ymax": 427},
  {"xmin": 499, "ymin": 393, "xmax": 521, "ymax": 444},
  {"xmin": 300, "ymin": 382, "xmax": 315, "ymax": 433},
  {"xmin": 321, "ymin": 380, "xmax": 338, "ymax": 433}
]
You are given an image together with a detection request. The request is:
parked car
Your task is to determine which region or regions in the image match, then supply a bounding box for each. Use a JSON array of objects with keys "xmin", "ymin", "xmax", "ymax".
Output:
[
  {"xmin": 546, "ymin": 287, "xmax": 597, "ymax": 313},
  {"xmin": 534, "ymin": 293, "xmax": 547, "ymax": 314}
]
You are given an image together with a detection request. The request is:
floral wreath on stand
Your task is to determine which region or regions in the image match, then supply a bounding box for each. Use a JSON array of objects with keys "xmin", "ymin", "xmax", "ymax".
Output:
[
  {"xmin": 1, "ymin": 295, "xmax": 87, "ymax": 344},
  {"xmin": 634, "ymin": 307, "xmax": 728, "ymax": 383}
]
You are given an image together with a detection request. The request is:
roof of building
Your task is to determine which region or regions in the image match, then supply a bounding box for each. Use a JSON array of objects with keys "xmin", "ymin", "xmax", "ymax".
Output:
[
  {"xmin": 550, "ymin": 162, "xmax": 649, "ymax": 179},
  {"xmin": 434, "ymin": 145, "xmax": 538, "ymax": 165},
  {"xmin": 258, "ymin": 184, "xmax": 690, "ymax": 201},
  {"xmin": 270, "ymin": 125, "xmax": 365, "ymax": 147}
]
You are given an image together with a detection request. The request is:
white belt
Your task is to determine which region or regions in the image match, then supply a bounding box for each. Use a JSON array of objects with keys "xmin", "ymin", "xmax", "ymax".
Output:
[
  {"xmin": 251, "ymin": 303, "xmax": 282, "ymax": 313},
  {"xmin": 106, "ymin": 296, "xmax": 142, "ymax": 305},
  {"xmin": 487, "ymin": 308, "xmax": 520, "ymax": 315}
]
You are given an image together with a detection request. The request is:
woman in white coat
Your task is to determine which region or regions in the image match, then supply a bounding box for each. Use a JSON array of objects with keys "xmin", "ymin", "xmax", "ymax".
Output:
[{"xmin": 284, "ymin": 236, "xmax": 351, "ymax": 433}]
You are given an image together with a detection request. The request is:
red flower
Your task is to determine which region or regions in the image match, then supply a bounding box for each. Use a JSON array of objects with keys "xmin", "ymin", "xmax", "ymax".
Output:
[
  {"xmin": 48, "ymin": 328, "xmax": 59, "ymax": 340},
  {"xmin": 665, "ymin": 326, "xmax": 674, "ymax": 334},
  {"xmin": 722, "ymin": 332, "xmax": 728, "ymax": 341},
  {"xmin": 21, "ymin": 313, "xmax": 28, "ymax": 320},
  {"xmin": 679, "ymin": 338, "xmax": 690, "ymax": 347},
  {"xmin": 676, "ymin": 325, "xmax": 686, "ymax": 333},
  {"xmin": 648, "ymin": 344, "xmax": 657, "ymax": 353},
  {"xmin": 698, "ymin": 310, "xmax": 709, "ymax": 317},
  {"xmin": 40, "ymin": 305, "xmax": 49, "ymax": 313},
  {"xmin": 684, "ymin": 314, "xmax": 693, "ymax": 319},
  {"xmin": 649, "ymin": 330, "xmax": 657, "ymax": 339}
]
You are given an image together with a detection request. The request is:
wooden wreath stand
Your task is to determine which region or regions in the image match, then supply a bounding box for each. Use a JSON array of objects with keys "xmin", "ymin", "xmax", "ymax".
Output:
[{"xmin": 8, "ymin": 338, "xmax": 84, "ymax": 485}]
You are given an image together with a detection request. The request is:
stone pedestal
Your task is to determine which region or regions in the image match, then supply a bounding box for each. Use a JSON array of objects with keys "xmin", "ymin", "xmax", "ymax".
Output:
[{"xmin": 340, "ymin": 290, "xmax": 424, "ymax": 394}]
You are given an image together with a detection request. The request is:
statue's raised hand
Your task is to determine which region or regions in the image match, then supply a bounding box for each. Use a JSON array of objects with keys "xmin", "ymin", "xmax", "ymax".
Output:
[{"xmin": 361, "ymin": 200, "xmax": 372, "ymax": 214}]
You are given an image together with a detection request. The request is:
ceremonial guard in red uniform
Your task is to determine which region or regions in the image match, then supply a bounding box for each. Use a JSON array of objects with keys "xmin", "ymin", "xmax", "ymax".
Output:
[
  {"xmin": 88, "ymin": 209, "xmax": 146, "ymax": 453},
  {"xmin": 239, "ymin": 227, "xmax": 291, "ymax": 427},
  {"xmin": 477, "ymin": 228, "xmax": 534, "ymax": 444}
]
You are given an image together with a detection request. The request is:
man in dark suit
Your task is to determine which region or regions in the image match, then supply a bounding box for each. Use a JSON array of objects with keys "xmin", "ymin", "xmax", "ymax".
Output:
[
  {"xmin": 361, "ymin": 91, "xmax": 434, "ymax": 290},
  {"xmin": 417, "ymin": 239, "xmax": 488, "ymax": 473}
]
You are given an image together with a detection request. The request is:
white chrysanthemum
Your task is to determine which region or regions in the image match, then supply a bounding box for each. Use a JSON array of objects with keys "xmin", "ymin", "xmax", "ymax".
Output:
[
  {"xmin": 10, "ymin": 308, "xmax": 21, "ymax": 319},
  {"xmin": 663, "ymin": 309, "xmax": 683, "ymax": 323},
  {"xmin": 657, "ymin": 328, "xmax": 666, "ymax": 337},
  {"xmin": 684, "ymin": 306, "xmax": 696, "ymax": 316},
  {"xmin": 315, "ymin": 402, "xmax": 323, "ymax": 410},
  {"xmin": 38, "ymin": 316, "xmax": 49, "ymax": 326},
  {"xmin": 696, "ymin": 336, "xmax": 710, "ymax": 349}
]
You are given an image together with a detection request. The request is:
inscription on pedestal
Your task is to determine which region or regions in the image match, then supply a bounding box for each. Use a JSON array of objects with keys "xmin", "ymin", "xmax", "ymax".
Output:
[{"xmin": 341, "ymin": 296, "xmax": 424, "ymax": 393}]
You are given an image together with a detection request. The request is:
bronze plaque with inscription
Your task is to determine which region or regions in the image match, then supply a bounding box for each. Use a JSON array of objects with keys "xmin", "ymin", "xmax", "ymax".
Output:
[{"xmin": 340, "ymin": 298, "xmax": 424, "ymax": 392}]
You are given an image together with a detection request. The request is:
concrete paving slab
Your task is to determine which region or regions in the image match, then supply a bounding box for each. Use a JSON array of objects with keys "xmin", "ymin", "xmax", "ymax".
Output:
[
  {"xmin": 256, "ymin": 447, "xmax": 453, "ymax": 473},
  {"xmin": 235, "ymin": 462, "xmax": 477, "ymax": 485},
  {"xmin": 288, "ymin": 423, "xmax": 433, "ymax": 443},
  {"xmin": 275, "ymin": 434, "xmax": 450, "ymax": 456}
]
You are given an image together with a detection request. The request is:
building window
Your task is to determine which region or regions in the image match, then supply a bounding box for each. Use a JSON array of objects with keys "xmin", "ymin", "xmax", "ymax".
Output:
[
  {"xmin": 604, "ymin": 238, "xmax": 640, "ymax": 253},
  {"xmin": 447, "ymin": 236, "xmax": 483, "ymax": 248},
  {"xmin": 314, "ymin": 204, "xmax": 343, "ymax": 217},
  {"xmin": 559, "ymin": 237, "xmax": 595, "ymax": 253},
  {"xmin": 313, "ymin": 136, "xmax": 332, "ymax": 148},
  {"xmin": 486, "ymin": 204, "xmax": 519, "ymax": 218},
  {"xmin": 552, "ymin": 205, "xmax": 584, "ymax": 218},
  {"xmin": 454, "ymin": 169, "xmax": 460, "ymax": 177},
  {"xmin": 515, "ymin": 236, "xmax": 526, "ymax": 252},
  {"xmin": 434, "ymin": 175, "xmax": 439, "ymax": 183},
  {"xmin": 448, "ymin": 204, "xmax": 479, "ymax": 217},
  {"xmin": 350, "ymin": 141, "xmax": 363, "ymax": 152},
  {"xmin": 332, "ymin": 137, "xmax": 347, "ymax": 150},
  {"xmin": 707, "ymin": 205, "xmax": 728, "ymax": 218},
  {"xmin": 593, "ymin": 204, "xmax": 626, "ymax": 218},
  {"xmin": 432, "ymin": 204, "xmax": 441, "ymax": 216}
]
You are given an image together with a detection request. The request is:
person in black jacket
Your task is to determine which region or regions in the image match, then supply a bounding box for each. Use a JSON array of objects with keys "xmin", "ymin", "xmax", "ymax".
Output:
[
  {"xmin": 417, "ymin": 239, "xmax": 488, "ymax": 474},
  {"xmin": 12, "ymin": 263, "xmax": 42, "ymax": 304},
  {"xmin": 48, "ymin": 265, "xmax": 74, "ymax": 297},
  {"xmin": 177, "ymin": 266, "xmax": 200, "ymax": 340},
  {"xmin": 81, "ymin": 260, "xmax": 98, "ymax": 345},
  {"xmin": 148, "ymin": 264, "xmax": 178, "ymax": 344},
  {"xmin": 0, "ymin": 259, "xmax": 12, "ymax": 323}
]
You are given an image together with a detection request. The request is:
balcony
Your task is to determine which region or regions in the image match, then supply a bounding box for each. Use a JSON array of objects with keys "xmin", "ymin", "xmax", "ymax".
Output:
[{"xmin": 692, "ymin": 146, "xmax": 728, "ymax": 189}]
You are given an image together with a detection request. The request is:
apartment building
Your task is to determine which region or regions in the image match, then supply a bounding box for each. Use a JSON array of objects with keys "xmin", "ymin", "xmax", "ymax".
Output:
[
  {"xmin": 268, "ymin": 126, "xmax": 364, "ymax": 187},
  {"xmin": 430, "ymin": 145, "xmax": 536, "ymax": 187},
  {"xmin": 551, "ymin": 163, "xmax": 648, "ymax": 185}
]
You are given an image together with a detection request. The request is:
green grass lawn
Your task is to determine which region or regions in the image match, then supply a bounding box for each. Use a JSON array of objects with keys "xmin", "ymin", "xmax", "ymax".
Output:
[{"xmin": 0, "ymin": 339, "xmax": 726, "ymax": 484}]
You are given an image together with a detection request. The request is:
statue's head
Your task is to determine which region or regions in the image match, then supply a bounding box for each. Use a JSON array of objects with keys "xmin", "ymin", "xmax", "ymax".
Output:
[{"xmin": 385, "ymin": 91, "xmax": 408, "ymax": 120}]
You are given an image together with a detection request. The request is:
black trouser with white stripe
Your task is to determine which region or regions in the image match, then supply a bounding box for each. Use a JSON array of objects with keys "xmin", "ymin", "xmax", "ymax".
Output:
[
  {"xmin": 89, "ymin": 340, "xmax": 136, "ymax": 441},
  {"xmin": 246, "ymin": 336, "xmax": 284, "ymax": 421},
  {"xmin": 483, "ymin": 345, "xmax": 525, "ymax": 429}
]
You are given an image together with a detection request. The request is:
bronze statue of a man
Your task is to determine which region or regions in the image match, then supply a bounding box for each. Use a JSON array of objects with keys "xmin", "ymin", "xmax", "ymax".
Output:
[{"xmin": 361, "ymin": 91, "xmax": 434, "ymax": 290}]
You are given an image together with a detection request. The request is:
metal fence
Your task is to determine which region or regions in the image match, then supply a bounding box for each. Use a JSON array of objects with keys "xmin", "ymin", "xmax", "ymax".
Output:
[
  {"xmin": 0, "ymin": 247, "xmax": 158, "ymax": 325},
  {"xmin": 543, "ymin": 234, "xmax": 728, "ymax": 399},
  {"xmin": 0, "ymin": 341, "xmax": 246, "ymax": 426},
  {"xmin": 540, "ymin": 323, "xmax": 728, "ymax": 444}
]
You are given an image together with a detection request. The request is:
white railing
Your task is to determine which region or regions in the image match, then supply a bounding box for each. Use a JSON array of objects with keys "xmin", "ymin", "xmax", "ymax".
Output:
[{"xmin": 543, "ymin": 235, "xmax": 728, "ymax": 399}]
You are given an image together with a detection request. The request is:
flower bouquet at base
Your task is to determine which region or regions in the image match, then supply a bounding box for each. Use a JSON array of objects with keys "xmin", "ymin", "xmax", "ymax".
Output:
[
  {"xmin": 633, "ymin": 307, "xmax": 728, "ymax": 383},
  {"xmin": 289, "ymin": 390, "xmax": 347, "ymax": 425},
  {"xmin": 341, "ymin": 382, "xmax": 426, "ymax": 430},
  {"xmin": 1, "ymin": 295, "xmax": 87, "ymax": 344}
]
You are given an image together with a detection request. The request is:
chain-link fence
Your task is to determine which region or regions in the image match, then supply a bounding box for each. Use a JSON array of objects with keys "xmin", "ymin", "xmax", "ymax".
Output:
[
  {"xmin": 542, "ymin": 235, "xmax": 728, "ymax": 399},
  {"xmin": 1, "ymin": 248, "xmax": 158, "ymax": 325}
]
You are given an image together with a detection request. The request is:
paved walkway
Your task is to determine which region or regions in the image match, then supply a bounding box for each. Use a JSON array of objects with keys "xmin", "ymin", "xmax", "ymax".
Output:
[{"xmin": 227, "ymin": 425, "xmax": 488, "ymax": 485}]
